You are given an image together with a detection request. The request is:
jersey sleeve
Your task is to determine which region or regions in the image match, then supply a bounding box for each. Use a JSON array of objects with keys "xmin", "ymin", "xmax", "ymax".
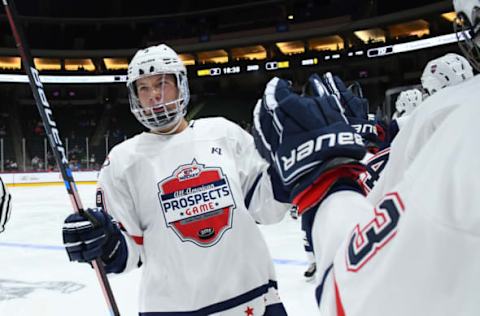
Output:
[
  {"xmin": 311, "ymin": 190, "xmax": 372, "ymax": 304},
  {"xmin": 97, "ymin": 154, "xmax": 144, "ymax": 273},
  {"xmin": 231, "ymin": 123, "xmax": 290, "ymax": 224},
  {"xmin": 320, "ymin": 101, "xmax": 480, "ymax": 315}
]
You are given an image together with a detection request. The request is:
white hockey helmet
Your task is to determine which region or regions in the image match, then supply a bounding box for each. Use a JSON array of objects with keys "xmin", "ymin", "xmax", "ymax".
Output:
[
  {"xmin": 453, "ymin": 0, "xmax": 480, "ymax": 71},
  {"xmin": 127, "ymin": 44, "xmax": 190, "ymax": 131},
  {"xmin": 395, "ymin": 89, "xmax": 423, "ymax": 117},
  {"xmin": 420, "ymin": 53, "xmax": 474, "ymax": 95}
]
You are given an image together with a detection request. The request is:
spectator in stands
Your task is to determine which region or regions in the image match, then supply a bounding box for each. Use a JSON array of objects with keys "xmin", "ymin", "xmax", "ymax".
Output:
[
  {"xmin": 0, "ymin": 123, "xmax": 6, "ymax": 137},
  {"xmin": 5, "ymin": 160, "xmax": 18, "ymax": 171},
  {"xmin": 89, "ymin": 154, "xmax": 97, "ymax": 169},
  {"xmin": 34, "ymin": 121, "xmax": 44, "ymax": 136},
  {"xmin": 31, "ymin": 156, "xmax": 43, "ymax": 171}
]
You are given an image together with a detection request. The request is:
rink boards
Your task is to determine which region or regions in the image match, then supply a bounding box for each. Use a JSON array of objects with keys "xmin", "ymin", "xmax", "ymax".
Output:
[{"xmin": 0, "ymin": 171, "xmax": 99, "ymax": 187}]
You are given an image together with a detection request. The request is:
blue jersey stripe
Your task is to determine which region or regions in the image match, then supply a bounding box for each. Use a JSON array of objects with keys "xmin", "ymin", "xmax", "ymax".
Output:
[
  {"xmin": 139, "ymin": 280, "xmax": 280, "ymax": 316},
  {"xmin": 243, "ymin": 173, "xmax": 262, "ymax": 209},
  {"xmin": 160, "ymin": 179, "xmax": 227, "ymax": 201}
]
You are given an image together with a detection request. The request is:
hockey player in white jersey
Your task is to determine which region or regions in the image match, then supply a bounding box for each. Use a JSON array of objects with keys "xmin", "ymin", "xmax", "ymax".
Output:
[
  {"xmin": 62, "ymin": 44, "xmax": 290, "ymax": 315},
  {"xmin": 368, "ymin": 49, "xmax": 475, "ymax": 203},
  {"xmin": 358, "ymin": 88, "xmax": 423, "ymax": 194},
  {"xmin": 0, "ymin": 176, "xmax": 12, "ymax": 233},
  {"xmin": 255, "ymin": 0, "xmax": 480, "ymax": 314},
  {"xmin": 364, "ymin": 51, "xmax": 473, "ymax": 198},
  {"xmin": 365, "ymin": 54, "xmax": 472, "ymax": 194}
]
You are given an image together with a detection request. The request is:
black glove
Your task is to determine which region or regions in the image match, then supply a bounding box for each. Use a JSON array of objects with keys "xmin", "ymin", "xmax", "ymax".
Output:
[
  {"xmin": 62, "ymin": 208, "xmax": 127, "ymax": 273},
  {"xmin": 253, "ymin": 77, "xmax": 366, "ymax": 214}
]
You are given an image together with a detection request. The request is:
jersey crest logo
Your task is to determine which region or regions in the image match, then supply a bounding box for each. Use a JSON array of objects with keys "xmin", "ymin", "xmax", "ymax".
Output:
[
  {"xmin": 346, "ymin": 192, "xmax": 405, "ymax": 272},
  {"xmin": 177, "ymin": 165, "xmax": 201, "ymax": 180},
  {"xmin": 157, "ymin": 159, "xmax": 236, "ymax": 247}
]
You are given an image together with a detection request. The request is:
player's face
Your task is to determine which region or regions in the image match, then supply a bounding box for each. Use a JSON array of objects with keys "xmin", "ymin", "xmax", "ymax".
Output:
[{"xmin": 135, "ymin": 74, "xmax": 179, "ymax": 109}]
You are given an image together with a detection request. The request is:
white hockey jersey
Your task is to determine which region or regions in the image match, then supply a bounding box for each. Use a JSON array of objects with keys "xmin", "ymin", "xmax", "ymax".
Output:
[
  {"xmin": 97, "ymin": 117, "xmax": 290, "ymax": 315},
  {"xmin": 314, "ymin": 75, "xmax": 480, "ymax": 315},
  {"xmin": 368, "ymin": 75, "xmax": 480, "ymax": 203}
]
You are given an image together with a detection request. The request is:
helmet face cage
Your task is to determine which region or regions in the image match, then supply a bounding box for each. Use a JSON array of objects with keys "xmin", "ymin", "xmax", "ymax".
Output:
[
  {"xmin": 127, "ymin": 44, "xmax": 190, "ymax": 131},
  {"xmin": 128, "ymin": 72, "xmax": 189, "ymax": 131},
  {"xmin": 454, "ymin": 6, "xmax": 480, "ymax": 71}
]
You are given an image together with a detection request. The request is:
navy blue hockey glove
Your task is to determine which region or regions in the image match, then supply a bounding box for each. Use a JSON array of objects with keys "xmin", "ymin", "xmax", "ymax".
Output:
[
  {"xmin": 62, "ymin": 208, "xmax": 127, "ymax": 274},
  {"xmin": 252, "ymin": 79, "xmax": 295, "ymax": 203},
  {"xmin": 254, "ymin": 77, "xmax": 367, "ymax": 214},
  {"xmin": 306, "ymin": 73, "xmax": 381, "ymax": 151}
]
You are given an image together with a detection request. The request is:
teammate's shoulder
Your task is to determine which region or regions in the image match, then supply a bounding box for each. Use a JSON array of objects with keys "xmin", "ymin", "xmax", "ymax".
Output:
[{"xmin": 424, "ymin": 74, "xmax": 480, "ymax": 106}]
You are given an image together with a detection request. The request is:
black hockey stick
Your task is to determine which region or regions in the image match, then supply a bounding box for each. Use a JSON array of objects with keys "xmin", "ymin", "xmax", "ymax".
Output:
[{"xmin": 1, "ymin": 0, "xmax": 121, "ymax": 315}]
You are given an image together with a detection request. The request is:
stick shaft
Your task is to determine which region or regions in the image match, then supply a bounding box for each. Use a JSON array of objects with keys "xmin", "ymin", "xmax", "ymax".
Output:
[{"xmin": 1, "ymin": 1, "xmax": 120, "ymax": 314}]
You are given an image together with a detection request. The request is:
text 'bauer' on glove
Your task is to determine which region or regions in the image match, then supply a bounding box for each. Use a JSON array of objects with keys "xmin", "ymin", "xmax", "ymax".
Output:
[
  {"xmin": 254, "ymin": 77, "xmax": 367, "ymax": 215},
  {"xmin": 62, "ymin": 208, "xmax": 127, "ymax": 274}
]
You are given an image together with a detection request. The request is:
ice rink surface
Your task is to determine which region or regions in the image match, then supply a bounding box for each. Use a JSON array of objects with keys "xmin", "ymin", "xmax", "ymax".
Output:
[{"xmin": 0, "ymin": 185, "xmax": 319, "ymax": 315}]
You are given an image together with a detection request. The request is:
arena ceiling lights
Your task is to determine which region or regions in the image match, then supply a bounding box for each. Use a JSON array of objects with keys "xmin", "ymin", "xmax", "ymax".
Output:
[
  {"xmin": 354, "ymin": 28, "xmax": 386, "ymax": 43},
  {"xmin": 0, "ymin": 28, "xmax": 466, "ymax": 83},
  {"xmin": 64, "ymin": 59, "xmax": 95, "ymax": 71},
  {"xmin": 4, "ymin": 57, "xmax": 96, "ymax": 72},
  {"xmin": 441, "ymin": 12, "xmax": 457, "ymax": 22},
  {"xmin": 34, "ymin": 58, "xmax": 61, "ymax": 71},
  {"xmin": 103, "ymin": 58, "xmax": 129, "ymax": 70},
  {"xmin": 308, "ymin": 35, "xmax": 344, "ymax": 52},
  {"xmin": 0, "ymin": 57, "xmax": 21, "ymax": 70},
  {"xmin": 231, "ymin": 45, "xmax": 267, "ymax": 61},
  {"xmin": 275, "ymin": 41, "xmax": 305, "ymax": 55},
  {"xmin": 387, "ymin": 20, "xmax": 430, "ymax": 38},
  {"xmin": 197, "ymin": 50, "xmax": 228, "ymax": 64},
  {"xmin": 179, "ymin": 54, "xmax": 196, "ymax": 66}
]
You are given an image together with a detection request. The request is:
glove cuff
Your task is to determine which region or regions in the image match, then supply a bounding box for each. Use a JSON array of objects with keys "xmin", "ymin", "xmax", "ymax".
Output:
[
  {"xmin": 102, "ymin": 231, "xmax": 128, "ymax": 274},
  {"xmin": 291, "ymin": 164, "xmax": 365, "ymax": 216}
]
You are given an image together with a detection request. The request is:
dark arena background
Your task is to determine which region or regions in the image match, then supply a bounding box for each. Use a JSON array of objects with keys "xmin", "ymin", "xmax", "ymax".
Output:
[{"xmin": 0, "ymin": 0, "xmax": 459, "ymax": 172}]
